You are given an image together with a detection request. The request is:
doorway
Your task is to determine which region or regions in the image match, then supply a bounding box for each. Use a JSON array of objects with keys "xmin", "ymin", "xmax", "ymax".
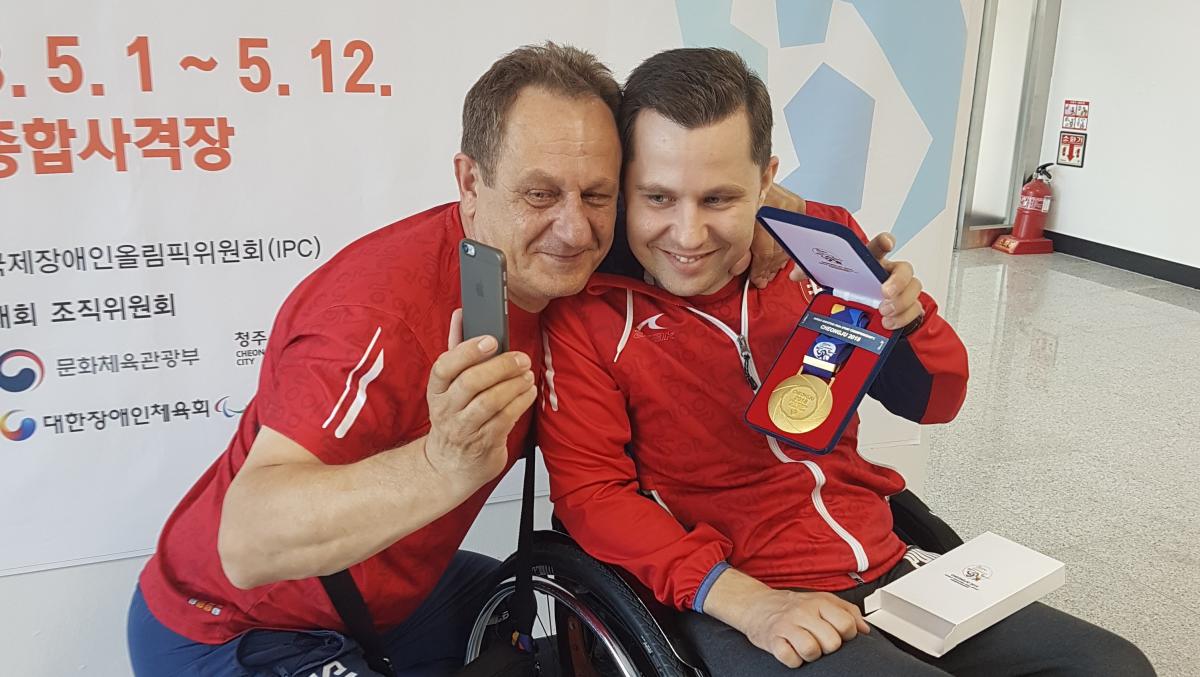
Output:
[{"xmin": 957, "ymin": 0, "xmax": 1061, "ymax": 248}]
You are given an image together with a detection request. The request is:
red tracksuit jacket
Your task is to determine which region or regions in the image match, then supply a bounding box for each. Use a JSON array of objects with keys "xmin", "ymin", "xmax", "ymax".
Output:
[{"xmin": 538, "ymin": 202, "xmax": 969, "ymax": 612}]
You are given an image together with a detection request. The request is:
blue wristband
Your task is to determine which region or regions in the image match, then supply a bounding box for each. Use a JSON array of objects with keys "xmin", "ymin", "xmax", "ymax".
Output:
[{"xmin": 692, "ymin": 561, "xmax": 732, "ymax": 613}]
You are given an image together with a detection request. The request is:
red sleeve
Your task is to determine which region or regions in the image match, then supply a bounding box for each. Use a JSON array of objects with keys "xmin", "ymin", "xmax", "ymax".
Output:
[
  {"xmin": 538, "ymin": 302, "xmax": 733, "ymax": 611},
  {"xmin": 258, "ymin": 304, "xmax": 431, "ymax": 465},
  {"xmin": 822, "ymin": 207, "xmax": 970, "ymax": 424}
]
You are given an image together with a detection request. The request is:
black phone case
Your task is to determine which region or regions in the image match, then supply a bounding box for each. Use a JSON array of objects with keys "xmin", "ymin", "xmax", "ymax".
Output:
[{"xmin": 459, "ymin": 239, "xmax": 509, "ymax": 353}]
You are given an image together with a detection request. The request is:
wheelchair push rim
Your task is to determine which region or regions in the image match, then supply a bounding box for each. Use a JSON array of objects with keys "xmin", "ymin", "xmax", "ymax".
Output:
[{"xmin": 465, "ymin": 574, "xmax": 641, "ymax": 677}]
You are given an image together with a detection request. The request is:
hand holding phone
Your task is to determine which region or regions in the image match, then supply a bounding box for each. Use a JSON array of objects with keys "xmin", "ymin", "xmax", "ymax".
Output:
[
  {"xmin": 420, "ymin": 240, "xmax": 530, "ymax": 488},
  {"xmin": 425, "ymin": 310, "xmax": 536, "ymax": 487}
]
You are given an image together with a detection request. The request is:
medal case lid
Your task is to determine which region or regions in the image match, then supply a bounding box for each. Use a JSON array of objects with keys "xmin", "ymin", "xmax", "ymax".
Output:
[{"xmin": 756, "ymin": 206, "xmax": 889, "ymax": 308}]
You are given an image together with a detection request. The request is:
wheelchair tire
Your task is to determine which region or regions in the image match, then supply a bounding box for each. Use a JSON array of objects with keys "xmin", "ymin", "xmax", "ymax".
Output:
[{"xmin": 469, "ymin": 532, "xmax": 691, "ymax": 677}]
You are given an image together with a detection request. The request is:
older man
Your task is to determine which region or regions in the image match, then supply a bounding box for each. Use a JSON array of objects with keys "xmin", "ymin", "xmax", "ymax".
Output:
[{"xmin": 127, "ymin": 43, "xmax": 623, "ymax": 676}]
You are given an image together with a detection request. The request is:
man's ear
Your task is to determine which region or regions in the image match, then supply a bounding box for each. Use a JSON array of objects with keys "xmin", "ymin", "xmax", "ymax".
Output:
[
  {"xmin": 454, "ymin": 152, "xmax": 482, "ymax": 226},
  {"xmin": 758, "ymin": 156, "xmax": 781, "ymax": 204}
]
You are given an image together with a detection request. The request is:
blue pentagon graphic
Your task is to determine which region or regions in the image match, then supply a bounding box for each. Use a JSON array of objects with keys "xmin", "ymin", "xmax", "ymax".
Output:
[
  {"xmin": 850, "ymin": 0, "xmax": 966, "ymax": 245},
  {"xmin": 782, "ymin": 64, "xmax": 875, "ymax": 213},
  {"xmin": 776, "ymin": 0, "xmax": 835, "ymax": 47},
  {"xmin": 675, "ymin": 0, "xmax": 769, "ymax": 79}
]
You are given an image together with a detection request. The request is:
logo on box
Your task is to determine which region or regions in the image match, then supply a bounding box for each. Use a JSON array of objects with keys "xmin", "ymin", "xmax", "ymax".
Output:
[{"xmin": 963, "ymin": 564, "xmax": 993, "ymax": 582}]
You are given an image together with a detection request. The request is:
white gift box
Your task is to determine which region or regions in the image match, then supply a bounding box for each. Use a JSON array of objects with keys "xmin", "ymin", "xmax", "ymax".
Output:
[{"xmin": 864, "ymin": 532, "xmax": 1065, "ymax": 657}]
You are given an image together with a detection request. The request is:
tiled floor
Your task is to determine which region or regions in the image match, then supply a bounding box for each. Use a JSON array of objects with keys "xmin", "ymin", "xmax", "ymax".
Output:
[{"xmin": 925, "ymin": 248, "xmax": 1200, "ymax": 676}]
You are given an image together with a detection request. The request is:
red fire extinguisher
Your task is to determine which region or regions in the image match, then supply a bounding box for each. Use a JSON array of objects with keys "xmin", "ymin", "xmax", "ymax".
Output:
[{"xmin": 993, "ymin": 162, "xmax": 1054, "ymax": 255}]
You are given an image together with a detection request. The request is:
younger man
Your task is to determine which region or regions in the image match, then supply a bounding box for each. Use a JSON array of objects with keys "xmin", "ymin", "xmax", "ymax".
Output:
[{"xmin": 538, "ymin": 47, "xmax": 1153, "ymax": 676}]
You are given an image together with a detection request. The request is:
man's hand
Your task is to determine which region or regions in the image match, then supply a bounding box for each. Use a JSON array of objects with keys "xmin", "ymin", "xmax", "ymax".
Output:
[
  {"xmin": 740, "ymin": 588, "xmax": 871, "ymax": 668},
  {"xmin": 866, "ymin": 233, "xmax": 923, "ymax": 330},
  {"xmin": 425, "ymin": 309, "xmax": 538, "ymax": 490},
  {"xmin": 732, "ymin": 183, "xmax": 807, "ymax": 288},
  {"xmin": 701, "ymin": 566, "xmax": 869, "ymax": 668},
  {"xmin": 786, "ymin": 231, "xmax": 923, "ymax": 330},
  {"xmin": 763, "ymin": 181, "xmax": 807, "ymax": 214}
]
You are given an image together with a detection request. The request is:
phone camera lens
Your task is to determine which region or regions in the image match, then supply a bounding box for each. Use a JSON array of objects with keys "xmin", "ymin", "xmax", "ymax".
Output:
[{"xmin": 463, "ymin": 242, "xmax": 476, "ymax": 257}]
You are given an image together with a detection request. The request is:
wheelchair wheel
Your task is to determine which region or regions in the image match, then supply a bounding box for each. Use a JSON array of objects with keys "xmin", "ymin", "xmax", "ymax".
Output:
[{"xmin": 465, "ymin": 533, "xmax": 690, "ymax": 677}]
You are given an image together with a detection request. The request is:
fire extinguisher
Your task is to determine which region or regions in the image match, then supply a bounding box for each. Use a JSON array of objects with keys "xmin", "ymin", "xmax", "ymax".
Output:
[{"xmin": 993, "ymin": 162, "xmax": 1054, "ymax": 255}]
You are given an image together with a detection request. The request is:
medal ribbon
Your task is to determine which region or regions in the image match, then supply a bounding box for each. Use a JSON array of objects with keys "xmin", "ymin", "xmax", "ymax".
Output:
[{"xmin": 801, "ymin": 305, "xmax": 869, "ymax": 381}]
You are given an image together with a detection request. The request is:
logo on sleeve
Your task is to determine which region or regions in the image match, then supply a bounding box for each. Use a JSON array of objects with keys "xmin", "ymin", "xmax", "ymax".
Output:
[{"xmin": 187, "ymin": 597, "xmax": 223, "ymax": 616}]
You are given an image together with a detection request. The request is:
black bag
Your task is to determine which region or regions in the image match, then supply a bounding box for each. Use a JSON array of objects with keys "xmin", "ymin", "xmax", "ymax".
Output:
[{"xmin": 319, "ymin": 442, "xmax": 539, "ymax": 677}]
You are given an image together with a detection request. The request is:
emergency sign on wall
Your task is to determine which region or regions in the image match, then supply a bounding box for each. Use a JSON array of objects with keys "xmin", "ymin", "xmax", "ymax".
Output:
[
  {"xmin": 1057, "ymin": 132, "xmax": 1086, "ymax": 168},
  {"xmin": 1062, "ymin": 99, "xmax": 1089, "ymax": 131}
]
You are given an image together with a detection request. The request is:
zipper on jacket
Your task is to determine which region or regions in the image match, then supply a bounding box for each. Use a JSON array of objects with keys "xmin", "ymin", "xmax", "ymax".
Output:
[
  {"xmin": 736, "ymin": 335, "xmax": 759, "ymax": 391},
  {"xmin": 685, "ymin": 278, "xmax": 762, "ymax": 392}
]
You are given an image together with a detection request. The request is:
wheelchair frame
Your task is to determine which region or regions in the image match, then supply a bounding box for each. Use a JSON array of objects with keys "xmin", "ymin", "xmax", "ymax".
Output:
[{"xmin": 467, "ymin": 488, "xmax": 963, "ymax": 676}]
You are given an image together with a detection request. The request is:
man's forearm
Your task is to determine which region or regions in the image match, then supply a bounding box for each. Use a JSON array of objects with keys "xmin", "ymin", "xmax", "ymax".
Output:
[
  {"xmin": 699, "ymin": 566, "xmax": 773, "ymax": 632},
  {"xmin": 218, "ymin": 435, "xmax": 484, "ymax": 589},
  {"xmin": 700, "ymin": 564, "xmax": 871, "ymax": 667}
]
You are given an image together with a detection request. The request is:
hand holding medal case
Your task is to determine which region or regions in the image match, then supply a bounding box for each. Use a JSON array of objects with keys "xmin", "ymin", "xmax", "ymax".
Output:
[{"xmin": 745, "ymin": 206, "xmax": 899, "ymax": 455}]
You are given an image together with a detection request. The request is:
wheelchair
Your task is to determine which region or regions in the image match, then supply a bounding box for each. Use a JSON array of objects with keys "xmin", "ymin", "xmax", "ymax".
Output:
[{"xmin": 465, "ymin": 488, "xmax": 964, "ymax": 677}]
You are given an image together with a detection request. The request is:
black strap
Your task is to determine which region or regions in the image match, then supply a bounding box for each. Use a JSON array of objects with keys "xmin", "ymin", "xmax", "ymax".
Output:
[
  {"xmin": 319, "ymin": 438, "xmax": 540, "ymax": 674},
  {"xmin": 510, "ymin": 440, "xmax": 537, "ymax": 642},
  {"xmin": 319, "ymin": 570, "xmax": 395, "ymax": 676}
]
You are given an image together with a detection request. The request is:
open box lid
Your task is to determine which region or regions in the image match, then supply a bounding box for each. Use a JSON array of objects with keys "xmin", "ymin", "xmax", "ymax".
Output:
[{"xmin": 756, "ymin": 206, "xmax": 888, "ymax": 308}]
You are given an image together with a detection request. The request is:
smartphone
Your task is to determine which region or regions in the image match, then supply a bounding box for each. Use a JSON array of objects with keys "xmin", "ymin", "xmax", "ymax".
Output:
[{"xmin": 459, "ymin": 238, "xmax": 509, "ymax": 353}]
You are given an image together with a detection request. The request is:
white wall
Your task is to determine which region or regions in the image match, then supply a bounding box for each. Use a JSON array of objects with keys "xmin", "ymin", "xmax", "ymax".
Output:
[{"xmin": 1039, "ymin": 0, "xmax": 1200, "ymax": 266}]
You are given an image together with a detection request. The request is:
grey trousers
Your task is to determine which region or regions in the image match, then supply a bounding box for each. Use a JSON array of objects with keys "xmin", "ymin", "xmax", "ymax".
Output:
[{"xmin": 678, "ymin": 558, "xmax": 1156, "ymax": 676}]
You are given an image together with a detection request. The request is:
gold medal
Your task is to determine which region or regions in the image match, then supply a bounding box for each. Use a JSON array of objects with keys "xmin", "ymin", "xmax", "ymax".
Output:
[{"xmin": 767, "ymin": 373, "xmax": 833, "ymax": 433}]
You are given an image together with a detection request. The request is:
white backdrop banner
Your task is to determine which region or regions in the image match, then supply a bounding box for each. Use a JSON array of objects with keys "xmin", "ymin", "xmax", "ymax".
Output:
[{"xmin": 0, "ymin": 1, "xmax": 980, "ymax": 575}]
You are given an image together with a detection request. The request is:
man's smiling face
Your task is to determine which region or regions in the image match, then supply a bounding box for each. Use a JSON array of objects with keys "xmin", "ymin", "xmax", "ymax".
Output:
[
  {"xmin": 461, "ymin": 86, "xmax": 621, "ymax": 312},
  {"xmin": 623, "ymin": 107, "xmax": 777, "ymax": 297}
]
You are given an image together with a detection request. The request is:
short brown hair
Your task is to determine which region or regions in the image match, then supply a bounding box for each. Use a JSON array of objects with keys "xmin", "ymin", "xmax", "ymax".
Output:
[
  {"xmin": 462, "ymin": 42, "xmax": 621, "ymax": 185},
  {"xmin": 620, "ymin": 48, "xmax": 772, "ymax": 168}
]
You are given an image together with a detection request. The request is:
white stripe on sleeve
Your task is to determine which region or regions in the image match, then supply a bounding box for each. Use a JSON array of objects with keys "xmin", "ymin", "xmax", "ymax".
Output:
[
  {"xmin": 334, "ymin": 348, "xmax": 384, "ymax": 439},
  {"xmin": 322, "ymin": 326, "xmax": 383, "ymax": 430}
]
